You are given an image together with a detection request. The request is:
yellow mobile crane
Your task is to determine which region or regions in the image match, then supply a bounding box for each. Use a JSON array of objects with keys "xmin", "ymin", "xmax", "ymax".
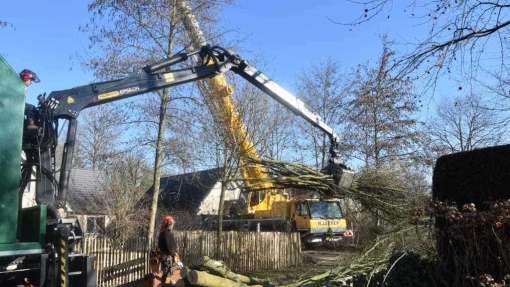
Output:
[
  {"xmin": 177, "ymin": 0, "xmax": 354, "ymax": 246},
  {"xmin": 185, "ymin": 46, "xmax": 354, "ymax": 245}
]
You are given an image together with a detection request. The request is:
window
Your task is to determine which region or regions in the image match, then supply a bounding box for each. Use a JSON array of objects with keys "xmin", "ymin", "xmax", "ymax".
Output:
[
  {"xmin": 308, "ymin": 201, "xmax": 342, "ymax": 219},
  {"xmin": 86, "ymin": 216, "xmax": 105, "ymax": 234},
  {"xmin": 250, "ymin": 191, "xmax": 260, "ymax": 206},
  {"xmin": 296, "ymin": 202, "xmax": 309, "ymax": 216}
]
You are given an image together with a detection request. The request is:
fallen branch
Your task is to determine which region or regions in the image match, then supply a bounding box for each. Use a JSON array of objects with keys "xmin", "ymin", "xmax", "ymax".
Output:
[
  {"xmin": 195, "ymin": 256, "xmax": 267, "ymax": 285},
  {"xmin": 242, "ymin": 158, "xmax": 412, "ymax": 223},
  {"xmin": 285, "ymin": 225, "xmax": 431, "ymax": 287}
]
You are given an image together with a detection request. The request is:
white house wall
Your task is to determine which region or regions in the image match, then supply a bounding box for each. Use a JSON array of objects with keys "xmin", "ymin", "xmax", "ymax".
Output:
[
  {"xmin": 22, "ymin": 165, "xmax": 37, "ymax": 208},
  {"xmin": 197, "ymin": 182, "xmax": 241, "ymax": 215}
]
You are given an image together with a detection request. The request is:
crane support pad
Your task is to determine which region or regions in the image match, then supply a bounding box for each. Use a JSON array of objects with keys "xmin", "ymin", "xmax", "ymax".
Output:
[
  {"xmin": 0, "ymin": 55, "xmax": 25, "ymax": 244},
  {"xmin": 433, "ymin": 144, "xmax": 510, "ymax": 208}
]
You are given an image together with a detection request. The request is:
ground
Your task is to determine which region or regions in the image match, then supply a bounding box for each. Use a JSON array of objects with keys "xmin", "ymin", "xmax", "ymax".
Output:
[{"xmin": 249, "ymin": 248, "xmax": 360, "ymax": 285}]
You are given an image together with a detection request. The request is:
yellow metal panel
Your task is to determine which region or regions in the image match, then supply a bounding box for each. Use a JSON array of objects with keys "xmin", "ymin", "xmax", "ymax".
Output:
[
  {"xmin": 66, "ymin": 96, "xmax": 75, "ymax": 104},
  {"xmin": 309, "ymin": 219, "xmax": 347, "ymax": 229},
  {"xmin": 97, "ymin": 90, "xmax": 120, "ymax": 101},
  {"xmin": 162, "ymin": 72, "xmax": 175, "ymax": 82}
]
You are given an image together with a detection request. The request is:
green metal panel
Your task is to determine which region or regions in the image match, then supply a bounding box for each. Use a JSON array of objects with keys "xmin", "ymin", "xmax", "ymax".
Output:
[
  {"xmin": 0, "ymin": 55, "xmax": 25, "ymax": 244},
  {"xmin": 19, "ymin": 205, "xmax": 47, "ymax": 244},
  {"xmin": 0, "ymin": 206, "xmax": 46, "ymax": 255},
  {"xmin": 0, "ymin": 242, "xmax": 43, "ymax": 256}
]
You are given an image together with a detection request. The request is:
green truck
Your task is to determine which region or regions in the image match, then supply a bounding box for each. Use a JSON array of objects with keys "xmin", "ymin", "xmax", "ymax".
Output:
[{"xmin": 0, "ymin": 56, "xmax": 96, "ymax": 286}]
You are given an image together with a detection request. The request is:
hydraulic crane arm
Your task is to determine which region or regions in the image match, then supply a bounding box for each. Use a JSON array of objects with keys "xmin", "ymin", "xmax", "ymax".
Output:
[
  {"xmin": 218, "ymin": 46, "xmax": 350, "ymax": 188},
  {"xmin": 28, "ymin": 45, "xmax": 350, "ymax": 210},
  {"xmin": 233, "ymin": 58, "xmax": 338, "ymax": 143},
  {"xmin": 34, "ymin": 50, "xmax": 231, "ymax": 209},
  {"xmin": 47, "ymin": 53, "xmax": 224, "ymax": 119}
]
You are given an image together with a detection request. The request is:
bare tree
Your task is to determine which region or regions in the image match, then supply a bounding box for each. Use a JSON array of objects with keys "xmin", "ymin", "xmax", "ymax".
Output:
[
  {"xmin": 296, "ymin": 59, "xmax": 351, "ymax": 168},
  {"xmin": 212, "ymin": 137, "xmax": 241, "ymax": 257},
  {"xmin": 102, "ymin": 152, "xmax": 152, "ymax": 243},
  {"xmin": 425, "ymin": 93, "xmax": 507, "ymax": 156},
  {"xmin": 74, "ymin": 105, "xmax": 128, "ymax": 170},
  {"xmin": 346, "ymin": 1, "xmax": 510, "ymax": 81},
  {"xmin": 167, "ymin": 74, "xmax": 297, "ymax": 171},
  {"xmin": 345, "ymin": 39, "xmax": 419, "ymax": 168},
  {"xmin": 171, "ymin": 71, "xmax": 296, "ymax": 254},
  {"xmin": 85, "ymin": 0, "xmax": 229, "ymax": 247}
]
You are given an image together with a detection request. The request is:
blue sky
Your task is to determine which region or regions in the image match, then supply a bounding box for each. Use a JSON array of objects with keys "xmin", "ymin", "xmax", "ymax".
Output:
[
  {"xmin": 1, "ymin": 1, "xmax": 92, "ymax": 104},
  {"xmin": 218, "ymin": 1, "xmax": 425, "ymax": 85},
  {"xmin": 1, "ymin": 1, "xmax": 430, "ymax": 106}
]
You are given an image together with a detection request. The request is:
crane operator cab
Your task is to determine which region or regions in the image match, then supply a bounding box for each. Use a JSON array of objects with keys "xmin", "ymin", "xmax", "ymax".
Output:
[{"xmin": 293, "ymin": 199, "xmax": 353, "ymax": 247}]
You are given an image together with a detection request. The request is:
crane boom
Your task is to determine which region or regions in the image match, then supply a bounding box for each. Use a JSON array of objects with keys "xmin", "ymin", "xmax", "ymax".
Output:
[
  {"xmin": 234, "ymin": 62, "xmax": 338, "ymax": 142},
  {"xmin": 26, "ymin": 45, "xmax": 349, "ymax": 211},
  {"xmin": 175, "ymin": 0, "xmax": 274, "ymax": 210},
  {"xmin": 173, "ymin": 0, "xmax": 349, "ymax": 218}
]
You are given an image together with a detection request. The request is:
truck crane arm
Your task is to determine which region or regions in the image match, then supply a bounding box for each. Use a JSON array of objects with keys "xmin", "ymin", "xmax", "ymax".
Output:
[
  {"xmin": 27, "ymin": 49, "xmax": 230, "ymax": 209},
  {"xmin": 199, "ymin": 46, "xmax": 351, "ymax": 187},
  {"xmin": 218, "ymin": 47, "xmax": 350, "ymax": 184},
  {"xmin": 47, "ymin": 49, "xmax": 224, "ymax": 119},
  {"xmin": 26, "ymin": 45, "xmax": 351, "ymax": 210}
]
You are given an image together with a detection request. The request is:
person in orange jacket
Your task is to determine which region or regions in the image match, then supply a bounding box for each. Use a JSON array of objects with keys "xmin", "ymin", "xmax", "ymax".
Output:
[{"xmin": 158, "ymin": 215, "xmax": 183, "ymax": 284}]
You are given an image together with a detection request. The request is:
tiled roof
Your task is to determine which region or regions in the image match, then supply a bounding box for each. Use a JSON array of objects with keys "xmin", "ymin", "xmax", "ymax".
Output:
[
  {"xmin": 67, "ymin": 169, "xmax": 107, "ymax": 214},
  {"xmin": 155, "ymin": 167, "xmax": 224, "ymax": 213}
]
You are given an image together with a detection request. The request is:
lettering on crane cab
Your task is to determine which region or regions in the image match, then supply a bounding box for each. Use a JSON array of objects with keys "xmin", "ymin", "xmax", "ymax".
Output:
[
  {"xmin": 98, "ymin": 86, "xmax": 141, "ymax": 101},
  {"xmin": 318, "ymin": 220, "xmax": 339, "ymax": 226}
]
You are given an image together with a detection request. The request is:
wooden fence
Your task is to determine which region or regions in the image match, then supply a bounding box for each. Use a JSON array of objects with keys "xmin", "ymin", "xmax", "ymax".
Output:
[
  {"xmin": 78, "ymin": 237, "xmax": 149, "ymax": 287},
  {"xmin": 175, "ymin": 231, "xmax": 302, "ymax": 273},
  {"xmin": 78, "ymin": 231, "xmax": 302, "ymax": 286}
]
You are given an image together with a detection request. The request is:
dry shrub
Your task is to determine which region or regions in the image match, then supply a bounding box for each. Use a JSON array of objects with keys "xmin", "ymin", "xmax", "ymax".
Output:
[
  {"xmin": 102, "ymin": 153, "xmax": 152, "ymax": 244},
  {"xmin": 342, "ymin": 167, "xmax": 428, "ymax": 247},
  {"xmin": 433, "ymin": 200, "xmax": 510, "ymax": 286}
]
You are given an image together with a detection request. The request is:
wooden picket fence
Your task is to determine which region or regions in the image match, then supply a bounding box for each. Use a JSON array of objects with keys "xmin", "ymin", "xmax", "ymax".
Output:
[
  {"xmin": 78, "ymin": 231, "xmax": 302, "ymax": 286},
  {"xmin": 77, "ymin": 237, "xmax": 150, "ymax": 287},
  {"xmin": 175, "ymin": 231, "xmax": 303, "ymax": 273}
]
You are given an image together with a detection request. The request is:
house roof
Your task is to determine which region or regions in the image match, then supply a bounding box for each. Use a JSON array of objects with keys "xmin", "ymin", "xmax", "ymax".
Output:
[
  {"xmin": 156, "ymin": 167, "xmax": 224, "ymax": 213},
  {"xmin": 67, "ymin": 169, "xmax": 107, "ymax": 214}
]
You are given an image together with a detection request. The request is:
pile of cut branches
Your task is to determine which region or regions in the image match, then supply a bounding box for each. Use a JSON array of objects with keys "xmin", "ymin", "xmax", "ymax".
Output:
[
  {"xmin": 145, "ymin": 254, "xmax": 270, "ymax": 287},
  {"xmin": 284, "ymin": 223, "xmax": 436, "ymax": 287},
  {"xmin": 190, "ymin": 256, "xmax": 270, "ymax": 286},
  {"xmin": 243, "ymin": 158, "xmax": 412, "ymax": 223}
]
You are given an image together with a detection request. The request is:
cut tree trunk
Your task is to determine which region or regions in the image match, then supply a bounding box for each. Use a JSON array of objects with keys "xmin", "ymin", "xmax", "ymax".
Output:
[
  {"xmin": 198, "ymin": 256, "xmax": 250, "ymax": 284},
  {"xmin": 187, "ymin": 270, "xmax": 249, "ymax": 287}
]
